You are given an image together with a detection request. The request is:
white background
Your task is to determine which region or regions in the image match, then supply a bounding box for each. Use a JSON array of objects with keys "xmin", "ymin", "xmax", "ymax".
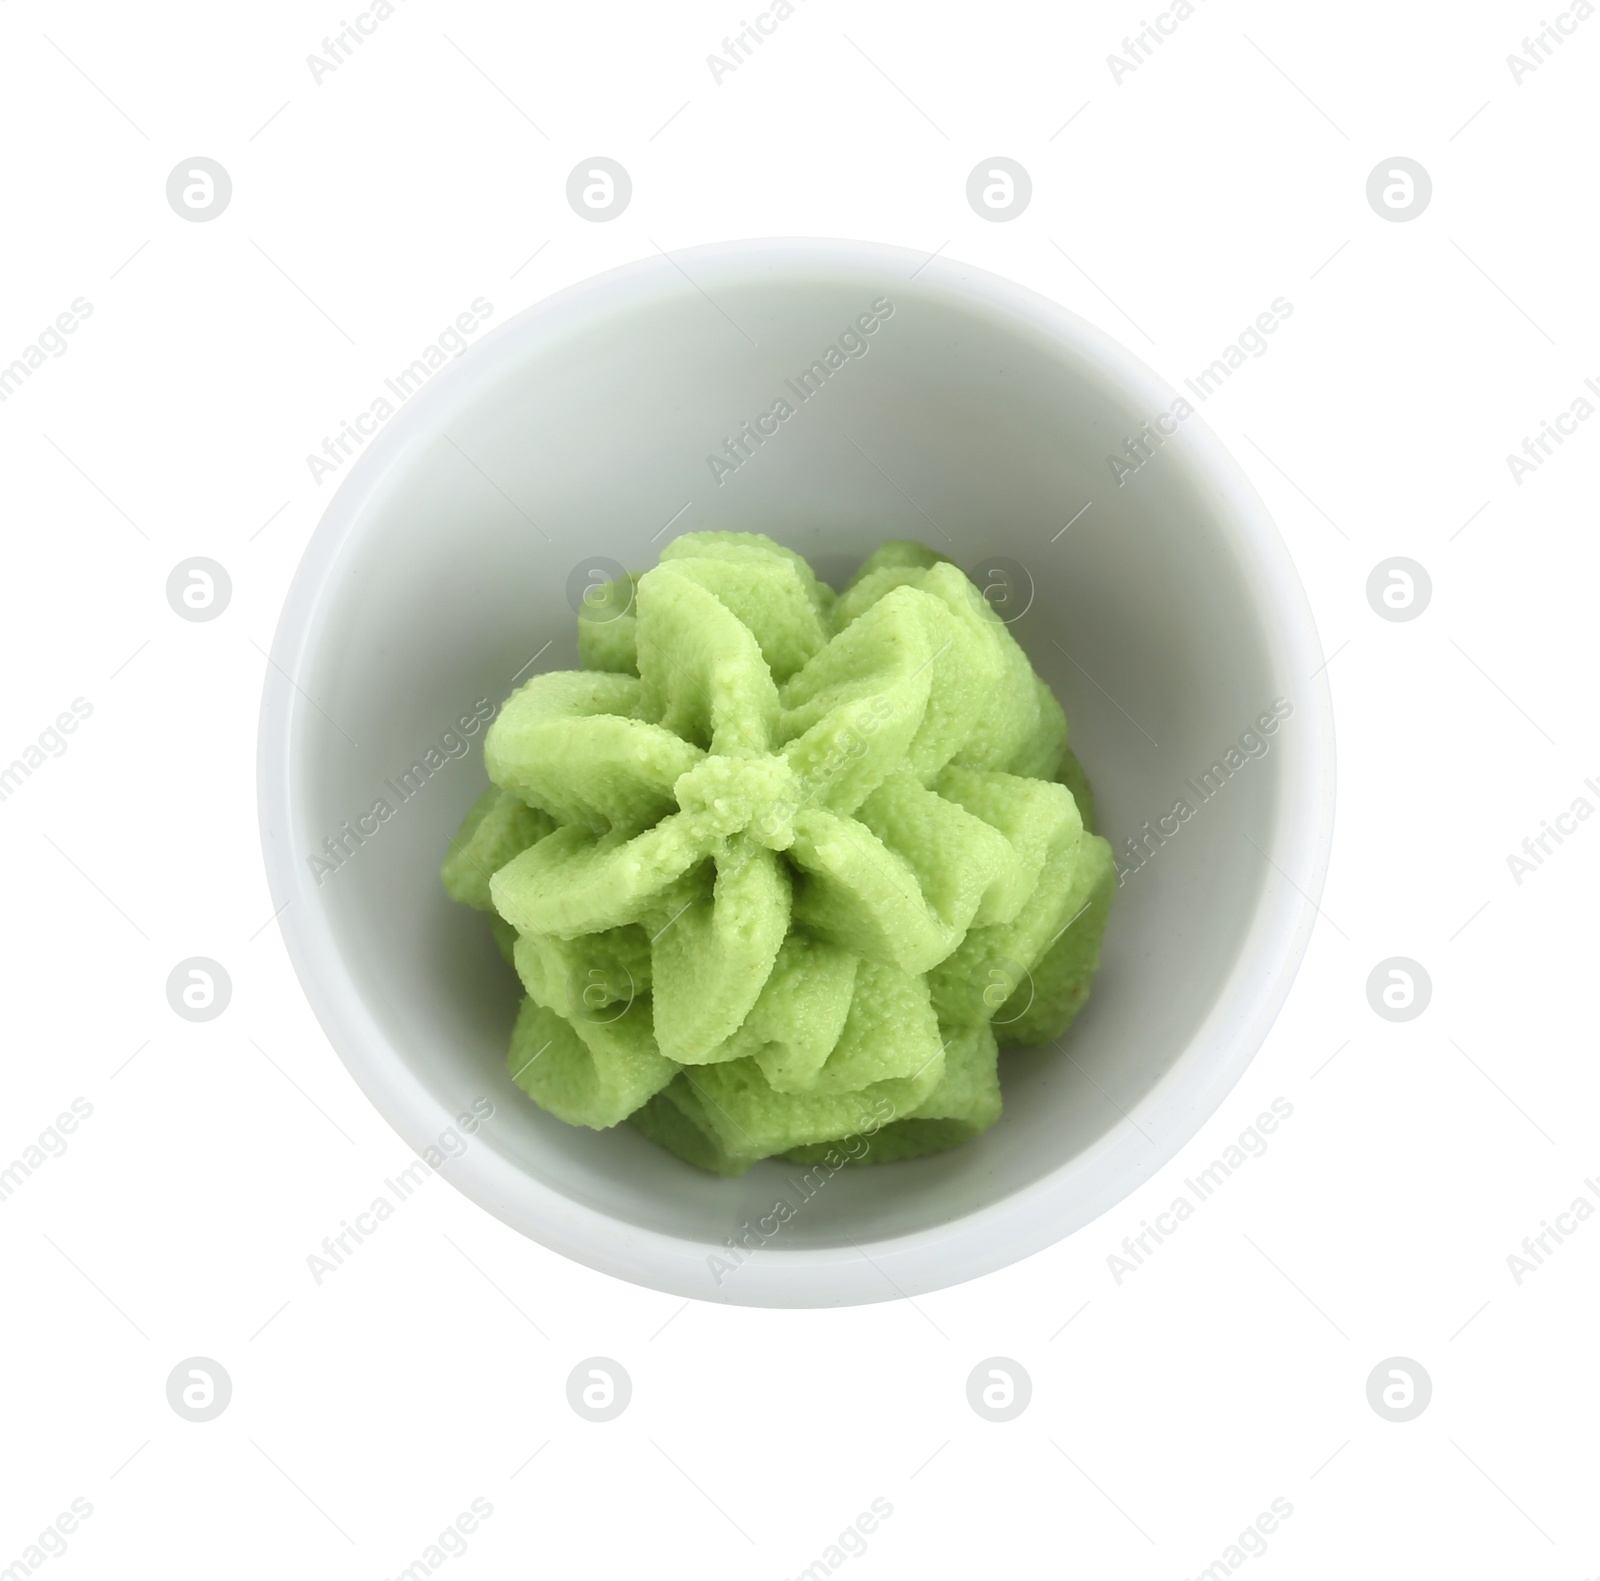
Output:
[{"xmin": 3, "ymin": 0, "xmax": 1598, "ymax": 1577}]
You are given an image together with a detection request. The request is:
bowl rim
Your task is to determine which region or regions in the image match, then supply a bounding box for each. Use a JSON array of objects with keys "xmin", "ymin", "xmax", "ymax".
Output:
[{"xmin": 257, "ymin": 235, "xmax": 1336, "ymax": 1308}]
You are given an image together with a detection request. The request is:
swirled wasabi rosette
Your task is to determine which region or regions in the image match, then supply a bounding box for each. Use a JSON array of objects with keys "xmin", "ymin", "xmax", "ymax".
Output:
[{"xmin": 441, "ymin": 533, "xmax": 1115, "ymax": 1175}]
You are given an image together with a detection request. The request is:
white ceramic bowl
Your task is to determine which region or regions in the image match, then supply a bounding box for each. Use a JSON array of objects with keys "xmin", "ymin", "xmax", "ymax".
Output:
[{"xmin": 258, "ymin": 238, "xmax": 1334, "ymax": 1308}]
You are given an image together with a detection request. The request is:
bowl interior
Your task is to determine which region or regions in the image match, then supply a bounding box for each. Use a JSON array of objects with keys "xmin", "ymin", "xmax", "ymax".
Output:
[{"xmin": 268, "ymin": 242, "xmax": 1324, "ymax": 1291}]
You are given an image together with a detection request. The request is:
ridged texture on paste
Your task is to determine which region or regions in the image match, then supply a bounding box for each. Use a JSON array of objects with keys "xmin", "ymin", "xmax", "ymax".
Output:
[{"xmin": 441, "ymin": 534, "xmax": 1114, "ymax": 1174}]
